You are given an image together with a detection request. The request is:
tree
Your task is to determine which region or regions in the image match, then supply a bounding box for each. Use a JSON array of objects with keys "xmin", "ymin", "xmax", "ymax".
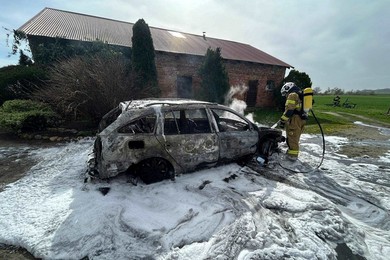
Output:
[
  {"xmin": 273, "ymin": 69, "xmax": 313, "ymax": 110},
  {"xmin": 283, "ymin": 69, "xmax": 312, "ymax": 90},
  {"xmin": 131, "ymin": 19, "xmax": 159, "ymax": 97},
  {"xmin": 4, "ymin": 28, "xmax": 33, "ymax": 65},
  {"xmin": 197, "ymin": 47, "xmax": 230, "ymax": 104},
  {"xmin": 313, "ymin": 87, "xmax": 321, "ymax": 94},
  {"xmin": 323, "ymin": 87, "xmax": 344, "ymax": 95},
  {"xmin": 18, "ymin": 50, "xmax": 33, "ymax": 66}
]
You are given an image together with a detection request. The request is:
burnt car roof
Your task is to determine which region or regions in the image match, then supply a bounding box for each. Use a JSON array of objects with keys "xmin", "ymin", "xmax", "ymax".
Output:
[
  {"xmin": 99, "ymin": 99, "xmax": 229, "ymax": 136},
  {"xmin": 120, "ymin": 99, "xmax": 216, "ymax": 112}
]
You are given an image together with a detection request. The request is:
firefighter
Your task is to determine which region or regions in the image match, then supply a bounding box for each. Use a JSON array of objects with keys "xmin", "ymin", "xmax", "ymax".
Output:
[{"xmin": 277, "ymin": 82, "xmax": 307, "ymax": 161}]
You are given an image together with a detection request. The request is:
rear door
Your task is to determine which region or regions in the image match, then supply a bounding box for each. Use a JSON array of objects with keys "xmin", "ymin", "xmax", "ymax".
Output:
[
  {"xmin": 156, "ymin": 108, "xmax": 219, "ymax": 172},
  {"xmin": 112, "ymin": 113, "xmax": 163, "ymax": 172}
]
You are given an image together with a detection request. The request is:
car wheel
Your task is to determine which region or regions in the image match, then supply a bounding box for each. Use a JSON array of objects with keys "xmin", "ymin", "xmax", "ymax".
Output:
[
  {"xmin": 138, "ymin": 158, "xmax": 174, "ymax": 184},
  {"xmin": 237, "ymin": 154, "xmax": 254, "ymax": 166},
  {"xmin": 259, "ymin": 139, "xmax": 275, "ymax": 157}
]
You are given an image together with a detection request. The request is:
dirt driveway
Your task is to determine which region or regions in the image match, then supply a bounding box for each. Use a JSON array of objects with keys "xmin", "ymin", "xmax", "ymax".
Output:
[{"xmin": 323, "ymin": 111, "xmax": 390, "ymax": 158}]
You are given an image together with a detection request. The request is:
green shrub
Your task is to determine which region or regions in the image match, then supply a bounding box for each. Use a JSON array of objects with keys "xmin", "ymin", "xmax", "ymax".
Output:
[
  {"xmin": 0, "ymin": 65, "xmax": 48, "ymax": 105},
  {"xmin": 0, "ymin": 99, "xmax": 60, "ymax": 132}
]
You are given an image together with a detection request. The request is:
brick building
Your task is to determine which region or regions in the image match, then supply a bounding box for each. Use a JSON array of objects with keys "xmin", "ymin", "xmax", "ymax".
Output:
[{"xmin": 19, "ymin": 8, "xmax": 292, "ymax": 107}]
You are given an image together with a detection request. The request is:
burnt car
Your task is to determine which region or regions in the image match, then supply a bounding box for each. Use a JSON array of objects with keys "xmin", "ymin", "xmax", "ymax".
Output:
[{"xmin": 87, "ymin": 99, "xmax": 283, "ymax": 184}]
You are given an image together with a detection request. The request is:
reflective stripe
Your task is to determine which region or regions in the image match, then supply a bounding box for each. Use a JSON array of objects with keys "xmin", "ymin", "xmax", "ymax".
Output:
[
  {"xmin": 287, "ymin": 149, "xmax": 299, "ymax": 155},
  {"xmin": 285, "ymin": 100, "xmax": 296, "ymax": 105},
  {"xmin": 281, "ymin": 115, "xmax": 289, "ymax": 121}
]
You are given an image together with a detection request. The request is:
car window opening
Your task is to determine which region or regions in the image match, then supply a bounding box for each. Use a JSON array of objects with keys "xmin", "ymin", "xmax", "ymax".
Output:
[
  {"xmin": 118, "ymin": 114, "xmax": 157, "ymax": 134},
  {"xmin": 164, "ymin": 108, "xmax": 211, "ymax": 135},
  {"xmin": 211, "ymin": 109, "xmax": 250, "ymax": 132}
]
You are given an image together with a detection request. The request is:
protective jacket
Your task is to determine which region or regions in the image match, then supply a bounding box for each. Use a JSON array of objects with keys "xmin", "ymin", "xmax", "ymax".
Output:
[{"xmin": 280, "ymin": 90, "xmax": 306, "ymax": 158}]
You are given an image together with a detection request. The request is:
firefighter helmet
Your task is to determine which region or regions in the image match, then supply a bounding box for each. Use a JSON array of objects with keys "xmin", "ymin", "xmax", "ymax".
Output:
[{"xmin": 280, "ymin": 82, "xmax": 297, "ymax": 96}]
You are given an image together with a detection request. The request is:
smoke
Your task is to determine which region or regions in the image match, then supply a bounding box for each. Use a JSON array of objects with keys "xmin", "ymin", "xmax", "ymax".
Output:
[
  {"xmin": 225, "ymin": 84, "xmax": 248, "ymax": 104},
  {"xmin": 225, "ymin": 84, "xmax": 255, "ymax": 123},
  {"xmin": 225, "ymin": 84, "xmax": 248, "ymax": 115},
  {"xmin": 245, "ymin": 112, "xmax": 255, "ymax": 123}
]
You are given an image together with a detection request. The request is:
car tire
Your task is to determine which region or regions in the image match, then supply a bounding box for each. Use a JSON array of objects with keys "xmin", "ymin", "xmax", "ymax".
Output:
[
  {"xmin": 138, "ymin": 158, "xmax": 174, "ymax": 184},
  {"xmin": 258, "ymin": 139, "xmax": 275, "ymax": 157}
]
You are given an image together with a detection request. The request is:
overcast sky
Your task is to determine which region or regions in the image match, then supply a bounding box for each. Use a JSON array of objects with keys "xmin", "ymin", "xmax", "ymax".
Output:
[{"xmin": 1, "ymin": 0, "xmax": 389, "ymax": 91}]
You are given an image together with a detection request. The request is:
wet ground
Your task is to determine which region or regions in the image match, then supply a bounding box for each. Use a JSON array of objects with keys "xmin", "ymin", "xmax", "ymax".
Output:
[{"xmin": 0, "ymin": 133, "xmax": 62, "ymax": 259}]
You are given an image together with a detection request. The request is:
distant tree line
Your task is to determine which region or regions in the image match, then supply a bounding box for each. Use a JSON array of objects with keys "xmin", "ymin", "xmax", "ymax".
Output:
[{"xmin": 315, "ymin": 87, "xmax": 386, "ymax": 95}]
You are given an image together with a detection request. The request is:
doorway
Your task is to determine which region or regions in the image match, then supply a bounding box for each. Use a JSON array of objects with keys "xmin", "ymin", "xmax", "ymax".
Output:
[
  {"xmin": 177, "ymin": 76, "xmax": 193, "ymax": 98},
  {"xmin": 246, "ymin": 80, "xmax": 258, "ymax": 107}
]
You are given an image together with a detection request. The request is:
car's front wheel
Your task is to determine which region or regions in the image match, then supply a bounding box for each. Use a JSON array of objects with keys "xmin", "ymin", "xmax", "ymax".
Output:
[
  {"xmin": 137, "ymin": 158, "xmax": 174, "ymax": 184},
  {"xmin": 258, "ymin": 139, "xmax": 277, "ymax": 157}
]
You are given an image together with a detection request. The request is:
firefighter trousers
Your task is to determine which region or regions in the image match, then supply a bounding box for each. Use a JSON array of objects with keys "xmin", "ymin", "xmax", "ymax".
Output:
[{"xmin": 286, "ymin": 114, "xmax": 306, "ymax": 158}]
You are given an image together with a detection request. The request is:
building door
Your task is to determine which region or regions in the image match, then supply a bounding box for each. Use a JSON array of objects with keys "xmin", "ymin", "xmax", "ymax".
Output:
[
  {"xmin": 246, "ymin": 80, "xmax": 258, "ymax": 107},
  {"xmin": 177, "ymin": 76, "xmax": 193, "ymax": 98}
]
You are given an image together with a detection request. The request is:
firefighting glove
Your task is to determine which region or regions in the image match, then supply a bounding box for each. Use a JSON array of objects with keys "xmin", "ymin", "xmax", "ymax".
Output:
[{"xmin": 277, "ymin": 120, "xmax": 285, "ymax": 129}]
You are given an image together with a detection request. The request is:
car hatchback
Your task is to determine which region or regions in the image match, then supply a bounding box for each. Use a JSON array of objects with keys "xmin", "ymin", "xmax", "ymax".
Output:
[{"xmin": 87, "ymin": 99, "xmax": 283, "ymax": 184}]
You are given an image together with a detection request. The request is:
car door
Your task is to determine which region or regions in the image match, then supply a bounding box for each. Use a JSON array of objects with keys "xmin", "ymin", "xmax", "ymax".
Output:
[
  {"xmin": 210, "ymin": 108, "xmax": 258, "ymax": 161},
  {"xmin": 156, "ymin": 108, "xmax": 219, "ymax": 172},
  {"xmin": 113, "ymin": 113, "xmax": 164, "ymax": 172}
]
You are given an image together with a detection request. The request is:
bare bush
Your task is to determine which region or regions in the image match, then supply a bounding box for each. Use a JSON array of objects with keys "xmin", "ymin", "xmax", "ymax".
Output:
[{"xmin": 33, "ymin": 54, "xmax": 154, "ymax": 121}]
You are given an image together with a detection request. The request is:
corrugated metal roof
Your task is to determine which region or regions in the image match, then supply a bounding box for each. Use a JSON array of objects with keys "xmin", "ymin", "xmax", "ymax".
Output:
[{"xmin": 19, "ymin": 8, "xmax": 292, "ymax": 68}]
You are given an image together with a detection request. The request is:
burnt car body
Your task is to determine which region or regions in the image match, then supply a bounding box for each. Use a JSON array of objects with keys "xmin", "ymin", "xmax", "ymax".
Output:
[{"xmin": 87, "ymin": 99, "xmax": 283, "ymax": 184}]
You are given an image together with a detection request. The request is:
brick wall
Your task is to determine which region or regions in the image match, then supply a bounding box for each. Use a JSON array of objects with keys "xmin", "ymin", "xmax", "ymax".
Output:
[
  {"xmin": 225, "ymin": 60, "xmax": 286, "ymax": 107},
  {"xmin": 155, "ymin": 52, "xmax": 203, "ymax": 98},
  {"xmin": 156, "ymin": 52, "xmax": 286, "ymax": 107}
]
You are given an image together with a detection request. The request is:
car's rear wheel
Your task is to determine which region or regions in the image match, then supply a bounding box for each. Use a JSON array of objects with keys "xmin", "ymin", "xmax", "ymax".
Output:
[{"xmin": 138, "ymin": 158, "xmax": 174, "ymax": 184}]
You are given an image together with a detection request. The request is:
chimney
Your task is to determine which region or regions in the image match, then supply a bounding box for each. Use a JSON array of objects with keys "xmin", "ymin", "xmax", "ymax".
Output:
[{"xmin": 203, "ymin": 32, "xmax": 206, "ymax": 40}]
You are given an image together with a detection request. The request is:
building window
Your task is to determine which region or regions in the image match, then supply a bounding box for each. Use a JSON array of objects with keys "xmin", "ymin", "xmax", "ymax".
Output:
[{"xmin": 266, "ymin": 80, "xmax": 275, "ymax": 92}]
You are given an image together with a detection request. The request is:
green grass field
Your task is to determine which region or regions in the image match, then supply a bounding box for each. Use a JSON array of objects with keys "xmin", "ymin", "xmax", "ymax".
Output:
[{"xmin": 250, "ymin": 95, "xmax": 390, "ymax": 134}]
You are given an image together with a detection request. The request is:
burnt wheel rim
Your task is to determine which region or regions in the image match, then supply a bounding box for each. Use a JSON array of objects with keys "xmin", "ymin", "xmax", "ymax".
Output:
[{"xmin": 140, "ymin": 158, "xmax": 172, "ymax": 184}]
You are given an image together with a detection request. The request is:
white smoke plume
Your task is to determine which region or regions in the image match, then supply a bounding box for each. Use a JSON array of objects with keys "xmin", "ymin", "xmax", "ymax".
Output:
[
  {"xmin": 225, "ymin": 84, "xmax": 248, "ymax": 105},
  {"xmin": 225, "ymin": 84, "xmax": 249, "ymax": 117}
]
